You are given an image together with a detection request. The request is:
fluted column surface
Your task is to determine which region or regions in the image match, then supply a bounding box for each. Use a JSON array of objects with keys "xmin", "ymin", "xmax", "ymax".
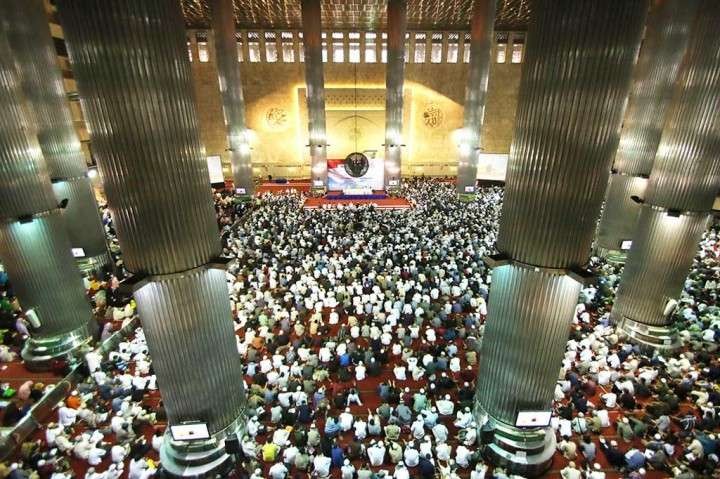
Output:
[
  {"xmin": 59, "ymin": 0, "xmax": 219, "ymax": 275},
  {"xmin": 52, "ymin": 179, "xmax": 109, "ymax": 258},
  {"xmin": 301, "ymin": 0, "xmax": 328, "ymax": 187},
  {"xmin": 595, "ymin": 0, "xmax": 700, "ymax": 250},
  {"xmin": 58, "ymin": 0, "xmax": 246, "ymax": 443},
  {"xmin": 383, "ymin": 0, "xmax": 407, "ymax": 188},
  {"xmin": 210, "ymin": 0, "xmax": 254, "ymax": 195},
  {"xmin": 613, "ymin": 0, "xmax": 700, "ymax": 176},
  {"xmin": 0, "ymin": 31, "xmax": 55, "ymax": 219},
  {"xmin": 456, "ymin": 0, "xmax": 496, "ymax": 194},
  {"xmin": 477, "ymin": 266, "xmax": 581, "ymax": 423},
  {"xmin": 612, "ymin": 0, "xmax": 720, "ymax": 333},
  {"xmin": 133, "ymin": 268, "xmax": 245, "ymax": 434},
  {"xmin": 3, "ymin": 0, "xmax": 86, "ymax": 180},
  {"xmin": 0, "ymin": 25, "xmax": 90, "ymax": 344},
  {"xmin": 643, "ymin": 0, "xmax": 720, "ymax": 213},
  {"xmin": 2, "ymin": 0, "xmax": 109, "ymax": 260},
  {"xmin": 613, "ymin": 207, "xmax": 708, "ymax": 326},
  {"xmin": 0, "ymin": 212, "xmax": 92, "ymax": 338},
  {"xmin": 596, "ymin": 175, "xmax": 648, "ymax": 250},
  {"xmin": 497, "ymin": 0, "xmax": 647, "ymax": 269}
]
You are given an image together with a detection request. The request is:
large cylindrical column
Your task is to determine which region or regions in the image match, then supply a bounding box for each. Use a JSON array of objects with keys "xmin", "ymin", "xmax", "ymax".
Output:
[
  {"xmin": 58, "ymin": 1, "xmax": 246, "ymax": 475},
  {"xmin": 301, "ymin": 0, "xmax": 328, "ymax": 191},
  {"xmin": 456, "ymin": 0, "xmax": 496, "ymax": 197},
  {"xmin": 475, "ymin": 1, "xmax": 647, "ymax": 475},
  {"xmin": 0, "ymin": 25, "xmax": 92, "ymax": 366},
  {"xmin": 383, "ymin": 0, "xmax": 407, "ymax": 191},
  {"xmin": 2, "ymin": 0, "xmax": 109, "ymax": 271},
  {"xmin": 596, "ymin": 0, "xmax": 700, "ymax": 257},
  {"xmin": 614, "ymin": 0, "xmax": 720, "ymax": 349},
  {"xmin": 210, "ymin": 0, "xmax": 254, "ymax": 197}
]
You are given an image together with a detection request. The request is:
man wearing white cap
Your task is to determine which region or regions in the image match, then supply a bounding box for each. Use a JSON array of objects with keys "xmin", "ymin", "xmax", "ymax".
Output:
[
  {"xmin": 560, "ymin": 461, "xmax": 581, "ymax": 479},
  {"xmin": 587, "ymin": 463, "xmax": 605, "ymax": 479}
]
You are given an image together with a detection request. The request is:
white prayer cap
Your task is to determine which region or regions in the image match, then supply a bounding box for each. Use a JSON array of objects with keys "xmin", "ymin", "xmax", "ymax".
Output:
[{"xmin": 593, "ymin": 463, "xmax": 601, "ymax": 470}]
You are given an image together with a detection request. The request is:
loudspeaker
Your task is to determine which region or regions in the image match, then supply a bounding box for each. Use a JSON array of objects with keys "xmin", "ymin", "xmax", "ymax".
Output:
[{"xmin": 224, "ymin": 434, "xmax": 241, "ymax": 455}]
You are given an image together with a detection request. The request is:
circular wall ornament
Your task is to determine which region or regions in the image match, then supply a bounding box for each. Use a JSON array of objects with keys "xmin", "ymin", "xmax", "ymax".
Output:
[
  {"xmin": 265, "ymin": 107, "xmax": 288, "ymax": 130},
  {"xmin": 422, "ymin": 103, "xmax": 444, "ymax": 129},
  {"xmin": 344, "ymin": 152, "xmax": 369, "ymax": 178}
]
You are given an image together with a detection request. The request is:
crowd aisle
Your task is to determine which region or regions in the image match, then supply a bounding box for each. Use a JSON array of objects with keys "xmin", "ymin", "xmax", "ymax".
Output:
[{"xmin": 0, "ymin": 179, "xmax": 717, "ymax": 479}]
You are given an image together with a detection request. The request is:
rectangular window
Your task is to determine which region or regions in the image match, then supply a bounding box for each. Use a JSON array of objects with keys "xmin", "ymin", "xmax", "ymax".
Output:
[
  {"xmin": 404, "ymin": 32, "xmax": 410, "ymax": 63},
  {"xmin": 365, "ymin": 32, "xmax": 377, "ymax": 63},
  {"xmin": 332, "ymin": 32, "xmax": 344, "ymax": 62},
  {"xmin": 414, "ymin": 33, "xmax": 426, "ymax": 63},
  {"xmin": 236, "ymin": 33, "xmax": 243, "ymax": 62},
  {"xmin": 381, "ymin": 33, "xmax": 387, "ymax": 63},
  {"xmin": 298, "ymin": 32, "xmax": 304, "ymax": 62},
  {"xmin": 463, "ymin": 33, "xmax": 471, "ymax": 63},
  {"xmin": 511, "ymin": 35, "xmax": 524, "ymax": 63},
  {"xmin": 187, "ymin": 41, "xmax": 193, "ymax": 62},
  {"xmin": 349, "ymin": 32, "xmax": 360, "ymax": 63},
  {"xmin": 322, "ymin": 32, "xmax": 327, "ymax": 63},
  {"xmin": 446, "ymin": 32, "xmax": 459, "ymax": 63},
  {"xmin": 248, "ymin": 32, "xmax": 261, "ymax": 62},
  {"xmin": 430, "ymin": 32, "xmax": 442, "ymax": 63},
  {"xmin": 496, "ymin": 32, "xmax": 508, "ymax": 63},
  {"xmin": 265, "ymin": 32, "xmax": 278, "ymax": 62},
  {"xmin": 281, "ymin": 31, "xmax": 294, "ymax": 62},
  {"xmin": 196, "ymin": 32, "xmax": 209, "ymax": 62}
]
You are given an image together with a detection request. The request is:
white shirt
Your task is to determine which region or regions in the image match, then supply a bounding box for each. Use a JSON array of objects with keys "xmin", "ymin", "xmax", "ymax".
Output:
[
  {"xmin": 110, "ymin": 444, "xmax": 126, "ymax": 463},
  {"xmin": 58, "ymin": 406, "xmax": 78, "ymax": 426},
  {"xmin": 404, "ymin": 447, "xmax": 419, "ymax": 467},
  {"xmin": 602, "ymin": 392, "xmax": 617, "ymax": 408},
  {"xmin": 269, "ymin": 462, "xmax": 288, "ymax": 479},
  {"xmin": 368, "ymin": 445, "xmax": 386, "ymax": 466},
  {"xmin": 339, "ymin": 411, "xmax": 354, "ymax": 431},
  {"xmin": 313, "ymin": 455, "xmax": 331, "ymax": 477},
  {"xmin": 88, "ymin": 446, "xmax": 106, "ymax": 466}
]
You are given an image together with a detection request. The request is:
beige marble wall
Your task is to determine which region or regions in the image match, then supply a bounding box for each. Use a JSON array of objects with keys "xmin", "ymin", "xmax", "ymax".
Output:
[{"xmin": 189, "ymin": 30, "xmax": 524, "ymax": 178}]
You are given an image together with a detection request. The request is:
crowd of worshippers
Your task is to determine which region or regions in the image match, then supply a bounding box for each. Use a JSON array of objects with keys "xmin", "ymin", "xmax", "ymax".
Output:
[{"xmin": 0, "ymin": 178, "xmax": 718, "ymax": 479}]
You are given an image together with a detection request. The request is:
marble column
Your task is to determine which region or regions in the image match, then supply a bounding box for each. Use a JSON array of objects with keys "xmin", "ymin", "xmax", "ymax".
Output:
[
  {"xmin": 613, "ymin": 0, "xmax": 720, "ymax": 349},
  {"xmin": 456, "ymin": 0, "xmax": 496, "ymax": 197},
  {"xmin": 210, "ymin": 0, "xmax": 254, "ymax": 197},
  {"xmin": 58, "ymin": 0, "xmax": 246, "ymax": 475},
  {"xmin": 2, "ymin": 0, "xmax": 110, "ymax": 272},
  {"xmin": 474, "ymin": 0, "xmax": 647, "ymax": 475},
  {"xmin": 383, "ymin": 0, "xmax": 407, "ymax": 191},
  {"xmin": 596, "ymin": 0, "xmax": 700, "ymax": 259},
  {"xmin": 301, "ymin": 0, "xmax": 328, "ymax": 190},
  {"xmin": 0, "ymin": 23, "xmax": 92, "ymax": 367}
]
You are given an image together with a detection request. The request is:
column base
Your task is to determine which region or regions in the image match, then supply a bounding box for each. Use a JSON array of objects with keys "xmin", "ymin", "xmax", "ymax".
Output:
[
  {"xmin": 620, "ymin": 317, "xmax": 680, "ymax": 350},
  {"xmin": 476, "ymin": 408, "xmax": 555, "ymax": 477},
  {"xmin": 160, "ymin": 419, "xmax": 246, "ymax": 478},
  {"xmin": 233, "ymin": 194, "xmax": 252, "ymax": 203},
  {"xmin": 595, "ymin": 247, "xmax": 627, "ymax": 264},
  {"xmin": 76, "ymin": 252, "xmax": 111, "ymax": 276},
  {"xmin": 22, "ymin": 325, "xmax": 92, "ymax": 371}
]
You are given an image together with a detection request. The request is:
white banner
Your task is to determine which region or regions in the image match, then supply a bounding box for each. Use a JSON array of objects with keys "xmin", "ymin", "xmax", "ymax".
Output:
[{"xmin": 327, "ymin": 157, "xmax": 384, "ymax": 191}]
